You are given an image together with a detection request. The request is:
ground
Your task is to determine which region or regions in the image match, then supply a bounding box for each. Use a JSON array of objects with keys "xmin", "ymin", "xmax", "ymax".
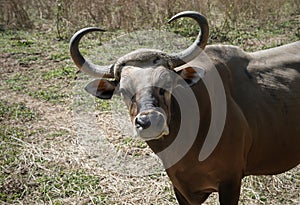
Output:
[{"xmin": 0, "ymin": 24, "xmax": 299, "ymax": 205}]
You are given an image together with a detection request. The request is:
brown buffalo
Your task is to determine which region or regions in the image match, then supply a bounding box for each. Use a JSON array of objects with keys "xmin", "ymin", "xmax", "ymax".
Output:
[{"xmin": 70, "ymin": 11, "xmax": 300, "ymax": 205}]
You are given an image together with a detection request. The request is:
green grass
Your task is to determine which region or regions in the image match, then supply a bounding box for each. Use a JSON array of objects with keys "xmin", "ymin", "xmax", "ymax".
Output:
[
  {"xmin": 0, "ymin": 100, "xmax": 38, "ymax": 123},
  {"xmin": 36, "ymin": 170, "xmax": 101, "ymax": 200},
  {"xmin": 3, "ymin": 65, "xmax": 76, "ymax": 104},
  {"xmin": 0, "ymin": 100, "xmax": 38, "ymax": 203},
  {"xmin": 4, "ymin": 73, "xmax": 67, "ymax": 104},
  {"xmin": 42, "ymin": 66, "xmax": 76, "ymax": 81},
  {"xmin": 0, "ymin": 29, "xmax": 99, "ymax": 105},
  {"xmin": 0, "ymin": 126, "xmax": 34, "ymax": 202}
]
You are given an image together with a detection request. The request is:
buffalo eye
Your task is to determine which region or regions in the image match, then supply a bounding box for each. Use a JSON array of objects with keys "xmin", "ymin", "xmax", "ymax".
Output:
[
  {"xmin": 159, "ymin": 88, "xmax": 165, "ymax": 96},
  {"xmin": 153, "ymin": 57, "xmax": 160, "ymax": 64}
]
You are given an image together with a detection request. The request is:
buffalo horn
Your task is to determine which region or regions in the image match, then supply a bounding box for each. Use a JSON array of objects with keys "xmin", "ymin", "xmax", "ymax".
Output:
[
  {"xmin": 168, "ymin": 11, "xmax": 209, "ymax": 68},
  {"xmin": 70, "ymin": 27, "xmax": 114, "ymax": 78}
]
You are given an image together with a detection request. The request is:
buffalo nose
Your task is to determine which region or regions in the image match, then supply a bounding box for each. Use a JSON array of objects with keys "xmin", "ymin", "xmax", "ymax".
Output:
[{"xmin": 135, "ymin": 114, "xmax": 151, "ymax": 130}]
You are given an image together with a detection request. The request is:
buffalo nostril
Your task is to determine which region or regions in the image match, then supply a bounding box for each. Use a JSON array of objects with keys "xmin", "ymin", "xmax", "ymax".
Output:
[{"xmin": 135, "ymin": 115, "xmax": 151, "ymax": 129}]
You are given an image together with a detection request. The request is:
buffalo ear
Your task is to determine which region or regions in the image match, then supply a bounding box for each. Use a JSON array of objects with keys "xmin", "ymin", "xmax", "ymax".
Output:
[
  {"xmin": 176, "ymin": 66, "xmax": 205, "ymax": 87},
  {"xmin": 85, "ymin": 79, "xmax": 117, "ymax": 99}
]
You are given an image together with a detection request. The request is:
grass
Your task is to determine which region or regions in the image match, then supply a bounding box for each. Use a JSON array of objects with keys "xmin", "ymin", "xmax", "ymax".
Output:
[
  {"xmin": 0, "ymin": 126, "xmax": 103, "ymax": 203},
  {"xmin": 1, "ymin": 30, "xmax": 78, "ymax": 104},
  {"xmin": 0, "ymin": 100, "xmax": 38, "ymax": 123},
  {"xmin": 0, "ymin": 1, "xmax": 299, "ymax": 204},
  {"xmin": 0, "ymin": 101, "xmax": 36, "ymax": 202},
  {"xmin": 0, "ymin": 99, "xmax": 105, "ymax": 204},
  {"xmin": 35, "ymin": 170, "xmax": 101, "ymax": 201}
]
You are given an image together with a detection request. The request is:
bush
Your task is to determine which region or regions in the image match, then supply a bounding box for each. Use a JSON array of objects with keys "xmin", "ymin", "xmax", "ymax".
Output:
[{"xmin": 0, "ymin": 0, "xmax": 299, "ymax": 41}]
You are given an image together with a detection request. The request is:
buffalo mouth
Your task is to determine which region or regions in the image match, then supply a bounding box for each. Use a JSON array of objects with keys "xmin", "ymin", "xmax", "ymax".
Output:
[{"xmin": 133, "ymin": 108, "xmax": 169, "ymax": 141}]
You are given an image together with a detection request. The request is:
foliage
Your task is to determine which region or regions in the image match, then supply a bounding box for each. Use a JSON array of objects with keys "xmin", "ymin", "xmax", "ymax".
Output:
[{"xmin": 0, "ymin": 0, "xmax": 299, "ymax": 41}]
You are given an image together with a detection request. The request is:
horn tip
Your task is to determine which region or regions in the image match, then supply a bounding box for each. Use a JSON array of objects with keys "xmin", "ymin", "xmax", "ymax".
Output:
[{"xmin": 168, "ymin": 11, "xmax": 202, "ymax": 23}]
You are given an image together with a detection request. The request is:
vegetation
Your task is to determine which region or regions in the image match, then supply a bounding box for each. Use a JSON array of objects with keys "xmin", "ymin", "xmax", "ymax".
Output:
[{"xmin": 0, "ymin": 0, "xmax": 299, "ymax": 204}]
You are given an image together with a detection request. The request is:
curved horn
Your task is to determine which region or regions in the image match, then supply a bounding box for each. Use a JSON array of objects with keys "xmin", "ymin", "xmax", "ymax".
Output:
[
  {"xmin": 70, "ymin": 27, "xmax": 114, "ymax": 78},
  {"xmin": 168, "ymin": 11, "xmax": 209, "ymax": 68}
]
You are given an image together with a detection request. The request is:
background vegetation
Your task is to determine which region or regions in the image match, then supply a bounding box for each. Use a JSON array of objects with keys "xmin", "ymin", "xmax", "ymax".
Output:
[
  {"xmin": 1, "ymin": 0, "xmax": 299, "ymax": 45},
  {"xmin": 0, "ymin": 0, "xmax": 299, "ymax": 204}
]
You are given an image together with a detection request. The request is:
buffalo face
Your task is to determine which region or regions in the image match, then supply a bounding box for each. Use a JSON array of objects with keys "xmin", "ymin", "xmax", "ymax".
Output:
[
  {"xmin": 70, "ymin": 11, "xmax": 209, "ymax": 141},
  {"xmin": 84, "ymin": 49, "xmax": 203, "ymax": 140}
]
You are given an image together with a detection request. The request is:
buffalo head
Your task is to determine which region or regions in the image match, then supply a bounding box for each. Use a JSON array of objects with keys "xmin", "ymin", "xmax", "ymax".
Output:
[{"xmin": 70, "ymin": 11, "xmax": 209, "ymax": 141}]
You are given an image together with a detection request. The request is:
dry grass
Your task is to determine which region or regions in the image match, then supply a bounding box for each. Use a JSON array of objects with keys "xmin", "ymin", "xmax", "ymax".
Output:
[
  {"xmin": 0, "ymin": 0, "xmax": 299, "ymax": 38},
  {"xmin": 0, "ymin": 1, "xmax": 299, "ymax": 204}
]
